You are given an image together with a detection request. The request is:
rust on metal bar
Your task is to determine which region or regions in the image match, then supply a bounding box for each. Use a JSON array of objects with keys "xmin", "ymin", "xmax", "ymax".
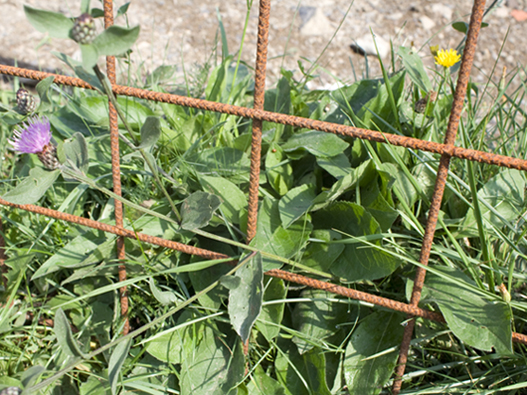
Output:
[
  {"xmin": 1, "ymin": 65, "xmax": 527, "ymax": 173},
  {"xmin": 247, "ymin": 0, "xmax": 271, "ymax": 242},
  {"xmin": 393, "ymin": 0, "xmax": 487, "ymax": 392},
  {"xmin": 2, "ymin": 197, "xmax": 527, "ymax": 348},
  {"xmin": 0, "ymin": 217, "xmax": 6, "ymax": 290}
]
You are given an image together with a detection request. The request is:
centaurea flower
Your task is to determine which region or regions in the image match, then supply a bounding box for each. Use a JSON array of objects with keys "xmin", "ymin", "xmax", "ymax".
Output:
[{"xmin": 9, "ymin": 116, "xmax": 59, "ymax": 169}]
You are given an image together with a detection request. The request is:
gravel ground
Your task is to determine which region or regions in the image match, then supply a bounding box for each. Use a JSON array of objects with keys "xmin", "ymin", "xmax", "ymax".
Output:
[{"xmin": 0, "ymin": 0, "xmax": 526, "ymax": 90}]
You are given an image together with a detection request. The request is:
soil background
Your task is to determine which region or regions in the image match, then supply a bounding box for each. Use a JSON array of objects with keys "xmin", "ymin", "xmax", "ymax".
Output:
[{"xmin": 0, "ymin": 0, "xmax": 526, "ymax": 90}]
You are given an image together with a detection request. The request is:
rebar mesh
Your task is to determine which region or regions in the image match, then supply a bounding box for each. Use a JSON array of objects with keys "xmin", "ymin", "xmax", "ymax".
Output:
[{"xmin": 1, "ymin": 0, "xmax": 524, "ymax": 393}]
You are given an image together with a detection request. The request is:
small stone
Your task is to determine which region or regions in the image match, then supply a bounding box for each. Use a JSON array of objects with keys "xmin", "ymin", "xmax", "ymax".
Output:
[
  {"xmin": 431, "ymin": 4, "xmax": 453, "ymax": 20},
  {"xmin": 300, "ymin": 8, "xmax": 333, "ymax": 36},
  {"xmin": 350, "ymin": 34, "xmax": 390, "ymax": 58},
  {"xmin": 420, "ymin": 15, "xmax": 436, "ymax": 30},
  {"xmin": 494, "ymin": 6, "xmax": 510, "ymax": 18}
]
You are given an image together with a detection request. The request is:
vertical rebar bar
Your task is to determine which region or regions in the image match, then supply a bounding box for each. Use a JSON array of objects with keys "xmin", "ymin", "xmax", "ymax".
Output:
[
  {"xmin": 246, "ymin": 0, "xmax": 271, "ymax": 242},
  {"xmin": 104, "ymin": 0, "xmax": 129, "ymax": 335},
  {"xmin": 392, "ymin": 0, "xmax": 487, "ymax": 392},
  {"xmin": 0, "ymin": 217, "xmax": 6, "ymax": 290}
]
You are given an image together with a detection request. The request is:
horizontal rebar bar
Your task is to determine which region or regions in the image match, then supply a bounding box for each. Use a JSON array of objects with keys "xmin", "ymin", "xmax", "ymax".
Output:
[
  {"xmin": 2, "ymin": 65, "xmax": 527, "ymax": 172},
  {"xmin": 2, "ymin": 197, "xmax": 526, "ymax": 345}
]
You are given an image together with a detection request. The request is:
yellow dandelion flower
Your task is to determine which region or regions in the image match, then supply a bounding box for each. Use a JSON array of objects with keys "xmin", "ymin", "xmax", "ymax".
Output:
[{"xmin": 434, "ymin": 49, "xmax": 461, "ymax": 68}]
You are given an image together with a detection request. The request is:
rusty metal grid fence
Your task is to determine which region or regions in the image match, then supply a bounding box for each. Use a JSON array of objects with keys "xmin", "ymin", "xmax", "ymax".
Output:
[{"xmin": 0, "ymin": 0, "xmax": 526, "ymax": 393}]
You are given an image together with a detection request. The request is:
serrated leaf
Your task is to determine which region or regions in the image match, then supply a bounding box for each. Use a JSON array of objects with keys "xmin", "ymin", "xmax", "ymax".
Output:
[
  {"xmin": 24, "ymin": 5, "xmax": 74, "ymax": 39},
  {"xmin": 2, "ymin": 167, "xmax": 60, "ymax": 205},
  {"xmin": 424, "ymin": 266, "xmax": 512, "ymax": 355},
  {"xmin": 228, "ymin": 253, "xmax": 263, "ymax": 343},
  {"xmin": 54, "ymin": 308, "xmax": 85, "ymax": 359},
  {"xmin": 181, "ymin": 191, "xmax": 222, "ymax": 230},
  {"xmin": 109, "ymin": 338, "xmax": 132, "ymax": 395},
  {"xmin": 93, "ymin": 25, "xmax": 140, "ymax": 57},
  {"xmin": 344, "ymin": 311, "xmax": 404, "ymax": 394},
  {"xmin": 137, "ymin": 116, "xmax": 161, "ymax": 149}
]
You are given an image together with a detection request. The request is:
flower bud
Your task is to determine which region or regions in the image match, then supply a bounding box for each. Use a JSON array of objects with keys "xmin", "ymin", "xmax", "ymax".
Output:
[
  {"xmin": 16, "ymin": 88, "xmax": 37, "ymax": 115},
  {"xmin": 72, "ymin": 13, "xmax": 96, "ymax": 45}
]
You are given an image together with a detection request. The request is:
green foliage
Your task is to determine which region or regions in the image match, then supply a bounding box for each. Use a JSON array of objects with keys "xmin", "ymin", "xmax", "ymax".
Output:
[{"xmin": 2, "ymin": 7, "xmax": 527, "ymax": 394}]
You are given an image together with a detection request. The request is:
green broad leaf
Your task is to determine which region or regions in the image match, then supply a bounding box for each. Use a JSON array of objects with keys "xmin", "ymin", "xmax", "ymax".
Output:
[
  {"xmin": 2, "ymin": 167, "xmax": 60, "ymax": 205},
  {"xmin": 146, "ymin": 65, "xmax": 177, "ymax": 86},
  {"xmin": 266, "ymin": 142, "xmax": 293, "ymax": 196},
  {"xmin": 312, "ymin": 202, "xmax": 400, "ymax": 282},
  {"xmin": 381, "ymin": 162, "xmax": 418, "ymax": 208},
  {"xmin": 109, "ymin": 338, "xmax": 132, "ymax": 395},
  {"xmin": 331, "ymin": 78, "xmax": 380, "ymax": 117},
  {"xmin": 116, "ymin": 2, "xmax": 131, "ymax": 18},
  {"xmin": 181, "ymin": 191, "xmax": 222, "ymax": 230},
  {"xmin": 250, "ymin": 197, "xmax": 312, "ymax": 271},
  {"xmin": 146, "ymin": 329, "xmax": 184, "ymax": 365},
  {"xmin": 424, "ymin": 266, "xmax": 512, "ymax": 355},
  {"xmin": 32, "ymin": 230, "xmax": 115, "ymax": 280},
  {"xmin": 452, "ymin": 21, "xmax": 488, "ymax": 34},
  {"xmin": 180, "ymin": 323, "xmax": 244, "ymax": 395},
  {"xmin": 148, "ymin": 278, "xmax": 178, "ymax": 306},
  {"xmin": 24, "ymin": 5, "xmax": 74, "ymax": 39},
  {"xmin": 343, "ymin": 311, "xmax": 404, "ymax": 394},
  {"xmin": 205, "ymin": 56, "xmax": 229, "ymax": 102},
  {"xmin": 92, "ymin": 25, "xmax": 140, "ymax": 57},
  {"xmin": 63, "ymin": 132, "xmax": 89, "ymax": 176},
  {"xmin": 316, "ymin": 153, "xmax": 352, "ymax": 179},
  {"xmin": 220, "ymin": 275, "xmax": 242, "ymax": 290},
  {"xmin": 191, "ymin": 147, "xmax": 251, "ymax": 182},
  {"xmin": 362, "ymin": 177, "xmax": 399, "ymax": 232},
  {"xmin": 247, "ymin": 365, "xmax": 288, "ymax": 395},
  {"xmin": 54, "ymin": 308, "xmax": 85, "ymax": 359},
  {"xmin": 21, "ymin": 366, "xmax": 46, "ymax": 389},
  {"xmin": 80, "ymin": 43, "xmax": 99, "ymax": 69},
  {"xmin": 397, "ymin": 46, "xmax": 432, "ymax": 92},
  {"xmin": 462, "ymin": 169, "xmax": 525, "ymax": 235},
  {"xmin": 275, "ymin": 342, "xmax": 331, "ymax": 395},
  {"xmin": 228, "ymin": 253, "xmax": 264, "ymax": 343},
  {"xmin": 265, "ymin": 76, "xmax": 291, "ymax": 114},
  {"xmin": 357, "ymin": 71, "xmax": 406, "ymax": 129},
  {"xmin": 293, "ymin": 290, "xmax": 354, "ymax": 354},
  {"xmin": 35, "ymin": 76, "xmax": 55, "ymax": 112},
  {"xmin": 301, "ymin": 230, "xmax": 344, "ymax": 272},
  {"xmin": 200, "ymin": 175, "xmax": 247, "ymax": 224},
  {"xmin": 278, "ymin": 184, "xmax": 317, "ymax": 229},
  {"xmin": 312, "ymin": 159, "xmax": 376, "ymax": 211},
  {"xmin": 282, "ymin": 130, "xmax": 349, "ymax": 158},
  {"xmin": 137, "ymin": 116, "xmax": 161, "ymax": 149},
  {"xmin": 256, "ymin": 277, "xmax": 287, "ymax": 341},
  {"xmin": 79, "ymin": 376, "xmax": 110, "ymax": 395}
]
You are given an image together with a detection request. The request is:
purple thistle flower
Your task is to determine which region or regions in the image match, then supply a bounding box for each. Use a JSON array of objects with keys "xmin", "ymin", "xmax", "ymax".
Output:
[
  {"xmin": 9, "ymin": 116, "xmax": 52, "ymax": 154},
  {"xmin": 9, "ymin": 116, "xmax": 60, "ymax": 169}
]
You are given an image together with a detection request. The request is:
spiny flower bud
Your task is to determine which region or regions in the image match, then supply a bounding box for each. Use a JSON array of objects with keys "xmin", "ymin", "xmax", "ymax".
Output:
[
  {"xmin": 0, "ymin": 387, "xmax": 22, "ymax": 395},
  {"xmin": 72, "ymin": 13, "xmax": 96, "ymax": 45},
  {"xmin": 16, "ymin": 88, "xmax": 37, "ymax": 115},
  {"xmin": 414, "ymin": 91, "xmax": 438, "ymax": 114}
]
